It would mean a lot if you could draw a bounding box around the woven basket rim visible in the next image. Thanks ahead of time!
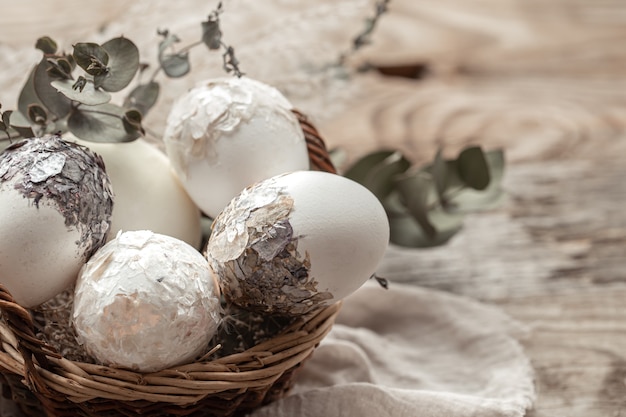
[0,296,341,405]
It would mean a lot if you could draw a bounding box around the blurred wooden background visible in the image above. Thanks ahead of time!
[1,0,626,415]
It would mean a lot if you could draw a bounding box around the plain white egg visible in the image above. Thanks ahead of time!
[67,136,202,249]
[72,230,221,373]
[163,76,310,218]
[206,170,390,316]
[0,136,113,307]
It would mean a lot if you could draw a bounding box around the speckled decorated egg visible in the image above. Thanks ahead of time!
[162,76,310,218]
[0,136,113,307]
[206,171,389,316]
[72,230,221,372]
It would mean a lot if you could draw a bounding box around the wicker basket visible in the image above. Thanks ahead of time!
[0,111,341,417]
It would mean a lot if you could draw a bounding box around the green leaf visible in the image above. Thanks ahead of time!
[18,66,42,116]
[96,37,140,92]
[46,56,74,80]
[8,112,34,138]
[73,42,110,76]
[67,103,141,143]
[344,150,396,183]
[33,59,72,118]
[457,146,490,190]
[161,52,190,78]
[447,149,506,212]
[51,79,111,105]
[394,172,437,238]
[35,36,57,55]
[1,111,11,131]
[124,81,160,116]
[388,214,461,248]
[431,148,447,200]
[344,150,411,200]
[387,172,465,248]
[201,18,222,50]
[365,152,412,200]
[157,30,190,78]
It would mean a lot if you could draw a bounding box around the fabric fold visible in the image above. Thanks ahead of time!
[251,281,535,417]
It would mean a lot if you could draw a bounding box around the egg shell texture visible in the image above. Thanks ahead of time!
[72,230,221,373]
[163,76,310,217]
[207,171,389,316]
[68,136,202,248]
[0,137,113,307]
[0,190,83,307]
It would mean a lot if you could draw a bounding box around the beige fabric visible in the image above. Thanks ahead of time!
[251,282,535,417]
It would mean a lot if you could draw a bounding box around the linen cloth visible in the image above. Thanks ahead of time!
[251,281,535,417]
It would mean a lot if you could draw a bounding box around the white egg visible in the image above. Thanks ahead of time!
[206,171,390,316]
[0,136,113,307]
[72,230,221,373]
[163,76,310,218]
[67,136,202,249]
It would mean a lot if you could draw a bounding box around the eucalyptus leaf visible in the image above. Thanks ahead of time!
[161,52,191,78]
[343,150,411,200]
[394,172,437,238]
[46,56,74,80]
[8,112,34,138]
[388,215,460,248]
[124,81,160,116]
[33,59,72,118]
[457,146,490,190]
[122,109,145,135]
[18,66,41,117]
[73,43,109,76]
[343,150,396,183]
[27,104,48,125]
[201,18,222,50]
[447,149,506,212]
[157,30,191,78]
[432,148,447,200]
[1,111,11,131]
[67,103,140,143]
[157,30,180,54]
[96,37,140,92]
[35,36,57,55]
[51,79,112,105]
[364,151,412,200]
[388,173,465,248]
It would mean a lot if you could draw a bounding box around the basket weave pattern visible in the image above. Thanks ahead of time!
[0,112,341,417]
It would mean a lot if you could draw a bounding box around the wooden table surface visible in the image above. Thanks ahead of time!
[1,1,625,415]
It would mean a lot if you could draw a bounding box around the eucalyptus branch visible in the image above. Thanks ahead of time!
[337,0,391,66]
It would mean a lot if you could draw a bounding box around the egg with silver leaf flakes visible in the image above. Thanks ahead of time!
[163,76,310,218]
[72,230,222,373]
[206,170,390,316]
[0,136,113,307]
